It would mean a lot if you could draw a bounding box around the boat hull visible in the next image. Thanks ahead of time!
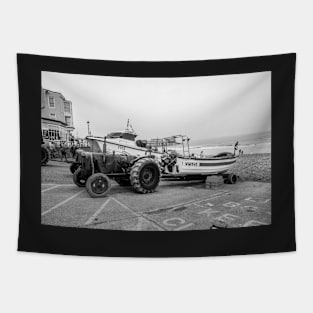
[86,137,161,157]
[175,157,237,175]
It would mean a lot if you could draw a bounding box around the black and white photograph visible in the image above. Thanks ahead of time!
[41,71,271,231]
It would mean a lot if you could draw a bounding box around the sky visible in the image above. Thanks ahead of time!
[42,71,271,141]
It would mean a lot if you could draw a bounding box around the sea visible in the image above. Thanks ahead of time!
[176,131,271,156]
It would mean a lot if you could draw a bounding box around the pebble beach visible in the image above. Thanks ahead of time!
[232,153,271,182]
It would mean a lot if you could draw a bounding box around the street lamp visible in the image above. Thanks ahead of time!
[87,121,90,136]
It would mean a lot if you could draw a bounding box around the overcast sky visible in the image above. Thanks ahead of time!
[42,71,271,141]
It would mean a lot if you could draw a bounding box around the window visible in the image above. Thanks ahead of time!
[50,113,56,119]
[44,124,66,140]
[42,129,49,139]
[65,116,71,125]
[48,96,55,108]
[64,101,71,113]
[107,132,122,138]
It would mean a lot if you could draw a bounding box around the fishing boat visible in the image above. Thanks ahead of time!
[156,135,238,177]
[85,120,162,157]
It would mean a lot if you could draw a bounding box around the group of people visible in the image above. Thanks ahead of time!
[47,141,80,162]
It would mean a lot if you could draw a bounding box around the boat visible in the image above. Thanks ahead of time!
[157,135,238,176]
[85,119,162,157]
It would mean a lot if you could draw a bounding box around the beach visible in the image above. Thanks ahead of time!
[189,142,271,155]
[232,153,271,182]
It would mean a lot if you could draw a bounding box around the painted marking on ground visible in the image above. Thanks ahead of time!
[241,205,259,212]
[111,197,166,231]
[146,191,229,215]
[41,190,85,216]
[197,208,220,218]
[214,214,240,224]
[162,217,194,231]
[42,185,61,193]
[135,217,147,231]
[84,198,112,226]
[223,202,241,208]
[244,197,270,204]
[175,223,194,231]
[243,220,268,227]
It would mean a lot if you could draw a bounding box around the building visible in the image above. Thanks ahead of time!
[41,88,74,141]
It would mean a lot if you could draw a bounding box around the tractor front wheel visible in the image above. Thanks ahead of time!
[73,168,87,187]
[86,173,111,198]
[130,158,160,194]
[70,162,80,174]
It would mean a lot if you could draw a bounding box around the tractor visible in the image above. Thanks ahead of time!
[70,149,84,174]
[73,151,160,197]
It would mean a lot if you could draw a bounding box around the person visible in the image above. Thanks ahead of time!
[200,151,204,158]
[48,141,56,159]
[70,143,78,158]
[145,145,153,155]
[60,142,68,162]
[73,143,79,158]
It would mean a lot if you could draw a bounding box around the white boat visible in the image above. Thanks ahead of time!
[171,153,237,175]
[157,135,238,177]
[85,120,162,157]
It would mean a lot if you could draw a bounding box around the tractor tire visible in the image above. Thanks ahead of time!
[41,146,50,165]
[115,177,131,186]
[73,168,87,187]
[227,173,237,184]
[86,173,111,198]
[70,162,80,174]
[130,158,160,194]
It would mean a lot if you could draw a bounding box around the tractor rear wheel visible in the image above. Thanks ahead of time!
[41,146,50,165]
[130,158,160,194]
[86,173,111,198]
[73,168,87,187]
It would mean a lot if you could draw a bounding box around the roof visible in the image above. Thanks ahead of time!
[146,135,191,148]
[41,117,68,127]
[42,88,70,102]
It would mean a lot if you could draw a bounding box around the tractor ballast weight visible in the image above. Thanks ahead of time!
[73,152,160,197]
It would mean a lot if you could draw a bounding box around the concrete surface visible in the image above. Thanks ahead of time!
[41,179,271,231]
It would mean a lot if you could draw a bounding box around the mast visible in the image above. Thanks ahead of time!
[126,119,135,133]
[182,137,185,157]
[187,137,191,158]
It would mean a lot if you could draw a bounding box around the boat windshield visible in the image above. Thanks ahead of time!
[107,132,137,141]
